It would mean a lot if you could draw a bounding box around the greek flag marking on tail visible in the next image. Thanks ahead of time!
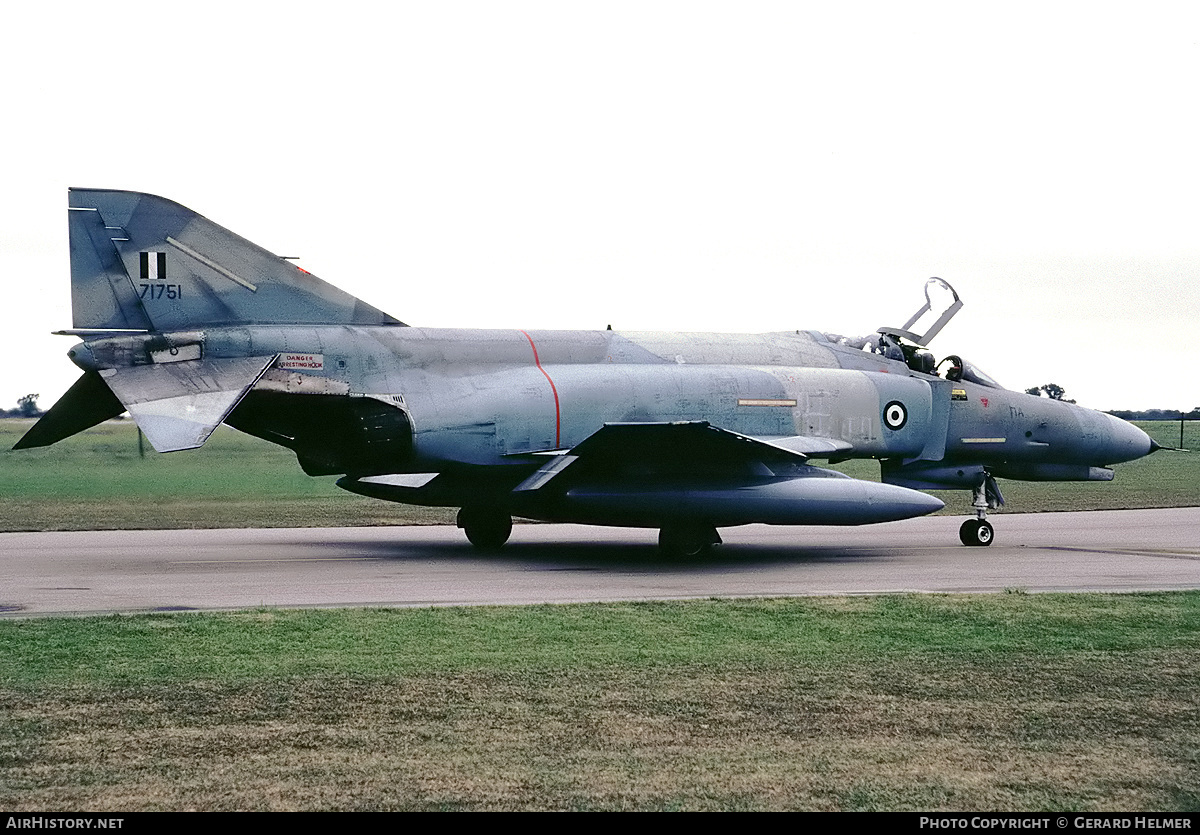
[140,251,167,280]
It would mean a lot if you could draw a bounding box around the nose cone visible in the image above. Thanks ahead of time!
[1101,413,1155,464]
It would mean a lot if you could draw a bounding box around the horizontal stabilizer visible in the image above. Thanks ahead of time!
[12,371,125,450]
[101,355,276,452]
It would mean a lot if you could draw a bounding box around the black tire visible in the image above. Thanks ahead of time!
[658,524,720,558]
[457,507,513,550]
[959,519,994,547]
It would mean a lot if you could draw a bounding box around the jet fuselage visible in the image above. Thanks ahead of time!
[68,324,1151,478]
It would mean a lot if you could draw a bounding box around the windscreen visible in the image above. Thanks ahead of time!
[961,361,1005,390]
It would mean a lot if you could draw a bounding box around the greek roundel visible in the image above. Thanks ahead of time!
[883,401,908,430]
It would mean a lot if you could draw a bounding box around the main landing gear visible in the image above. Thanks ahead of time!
[959,473,1004,547]
[658,523,722,559]
[457,507,512,550]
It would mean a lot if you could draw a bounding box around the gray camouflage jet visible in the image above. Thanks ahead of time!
[15,189,1157,555]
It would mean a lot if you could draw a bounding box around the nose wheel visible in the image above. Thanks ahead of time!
[959,518,994,546]
[960,473,1003,547]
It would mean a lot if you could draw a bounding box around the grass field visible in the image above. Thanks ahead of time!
[0,420,455,531]
[1,419,1197,532]
[1,594,1198,811]
[3,421,1198,811]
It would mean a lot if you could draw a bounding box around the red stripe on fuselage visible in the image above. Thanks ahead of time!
[519,330,561,448]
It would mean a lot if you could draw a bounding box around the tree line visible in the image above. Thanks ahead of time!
[1024,383,1199,420]
[2,394,43,418]
[1107,407,1200,421]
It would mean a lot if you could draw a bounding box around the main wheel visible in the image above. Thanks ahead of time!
[959,519,994,547]
[658,524,720,559]
[457,507,513,550]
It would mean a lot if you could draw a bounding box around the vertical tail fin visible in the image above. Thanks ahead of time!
[67,188,404,331]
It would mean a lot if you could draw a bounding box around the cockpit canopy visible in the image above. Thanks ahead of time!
[912,346,1006,390]
[823,332,1007,391]
[822,277,1007,391]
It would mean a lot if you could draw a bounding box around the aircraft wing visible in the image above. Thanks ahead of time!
[750,435,855,456]
[575,420,812,462]
[507,420,938,527]
[514,421,815,493]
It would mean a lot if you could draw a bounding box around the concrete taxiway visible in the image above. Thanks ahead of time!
[1,507,1198,617]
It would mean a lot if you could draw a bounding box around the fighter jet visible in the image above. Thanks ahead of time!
[14,189,1157,556]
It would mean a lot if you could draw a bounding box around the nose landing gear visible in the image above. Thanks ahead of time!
[959,518,994,546]
[960,473,1004,547]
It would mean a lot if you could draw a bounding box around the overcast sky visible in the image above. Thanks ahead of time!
[3,1,1198,413]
